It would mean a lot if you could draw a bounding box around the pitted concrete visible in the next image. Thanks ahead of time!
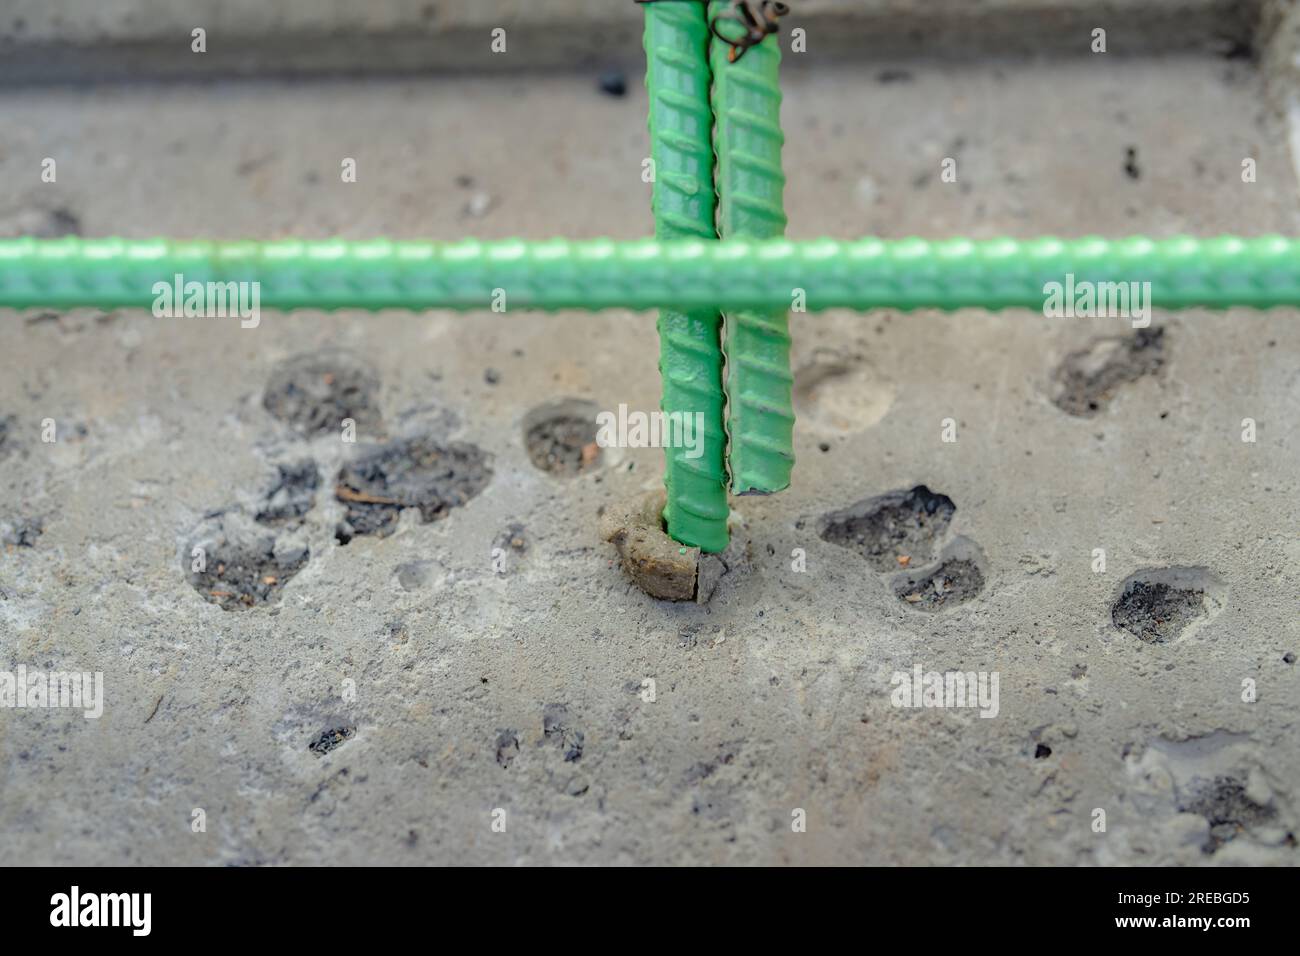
[0,14,1297,865]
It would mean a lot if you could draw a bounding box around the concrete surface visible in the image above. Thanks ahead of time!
[1,28,1299,864]
[0,0,1269,82]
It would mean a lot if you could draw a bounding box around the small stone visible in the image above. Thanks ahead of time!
[600,491,699,602]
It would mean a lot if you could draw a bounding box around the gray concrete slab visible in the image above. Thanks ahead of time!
[0,45,1297,863]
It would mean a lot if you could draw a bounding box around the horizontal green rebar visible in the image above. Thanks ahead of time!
[3,236,1300,312]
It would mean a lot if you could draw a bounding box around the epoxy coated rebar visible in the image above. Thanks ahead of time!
[3,235,1300,311]
[644,0,730,553]
[709,0,795,495]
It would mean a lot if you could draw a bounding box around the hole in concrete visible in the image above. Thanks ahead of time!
[522,399,601,477]
[820,485,956,572]
[1178,776,1276,855]
[1035,744,1052,759]
[334,434,492,542]
[254,460,320,527]
[1112,583,1201,643]
[542,703,584,763]
[186,528,309,611]
[598,69,628,97]
[263,349,382,437]
[2,515,43,548]
[1110,567,1223,643]
[495,730,520,768]
[1050,327,1165,417]
[892,536,987,612]
[1123,145,1141,180]
[793,351,895,433]
[895,558,986,612]
[308,726,355,757]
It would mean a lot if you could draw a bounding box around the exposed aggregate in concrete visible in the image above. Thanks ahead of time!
[820,485,956,572]
[0,48,1296,865]
[334,435,493,543]
[1051,327,1167,417]
[263,349,383,438]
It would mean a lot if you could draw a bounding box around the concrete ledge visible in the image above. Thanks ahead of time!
[0,0,1268,84]
[1261,0,1300,102]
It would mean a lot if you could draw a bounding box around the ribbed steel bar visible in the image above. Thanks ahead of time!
[3,236,1300,311]
[709,0,795,495]
[644,0,730,553]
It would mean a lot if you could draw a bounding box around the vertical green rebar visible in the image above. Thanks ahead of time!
[709,1,795,495]
[644,1,730,553]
